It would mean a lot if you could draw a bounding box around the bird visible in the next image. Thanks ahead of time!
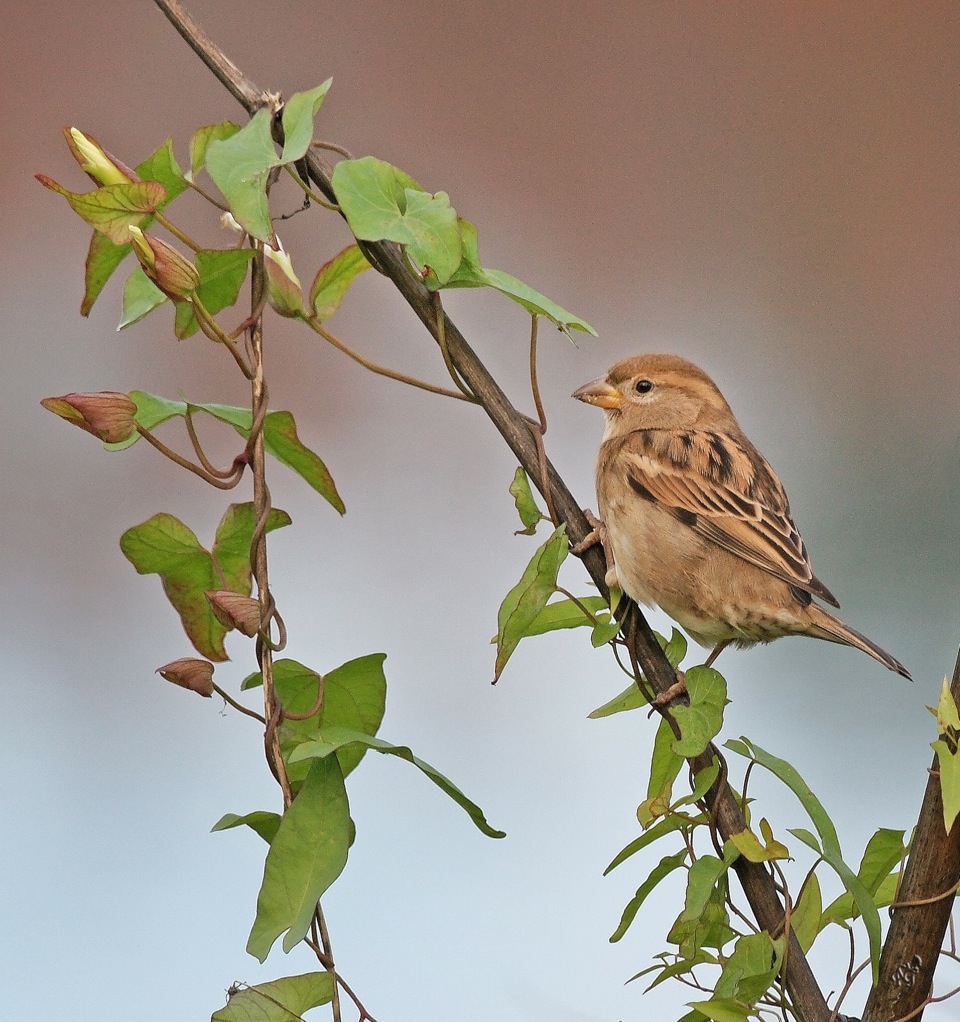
[572,353,910,680]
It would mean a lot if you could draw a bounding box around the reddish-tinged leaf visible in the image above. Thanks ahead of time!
[37,176,166,245]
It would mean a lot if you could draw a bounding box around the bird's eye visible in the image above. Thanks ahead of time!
[635,379,654,394]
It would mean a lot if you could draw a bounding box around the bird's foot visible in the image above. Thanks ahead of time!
[572,509,606,555]
[573,510,620,591]
[652,669,688,707]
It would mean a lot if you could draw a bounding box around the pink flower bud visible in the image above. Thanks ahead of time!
[206,591,262,637]
[128,226,200,299]
[157,658,215,697]
[41,391,138,444]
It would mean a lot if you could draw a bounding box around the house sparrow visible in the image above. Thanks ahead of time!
[573,354,910,679]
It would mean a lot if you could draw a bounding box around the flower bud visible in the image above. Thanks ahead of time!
[157,658,214,697]
[128,226,200,299]
[264,239,307,318]
[64,127,135,187]
[206,591,262,637]
[41,391,138,444]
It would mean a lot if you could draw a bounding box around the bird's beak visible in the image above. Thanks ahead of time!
[572,377,621,409]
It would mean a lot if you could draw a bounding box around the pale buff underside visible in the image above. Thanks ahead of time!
[598,471,815,649]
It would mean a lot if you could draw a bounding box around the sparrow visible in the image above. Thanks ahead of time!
[573,353,910,679]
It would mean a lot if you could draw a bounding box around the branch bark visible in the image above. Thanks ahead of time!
[862,649,960,1022]
[153,2,839,1017]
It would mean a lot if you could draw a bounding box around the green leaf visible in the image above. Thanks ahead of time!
[604,814,691,875]
[715,931,782,1002]
[119,512,228,661]
[129,390,188,432]
[669,873,735,956]
[79,140,189,315]
[494,524,568,682]
[933,680,960,833]
[671,666,727,757]
[247,756,351,961]
[402,188,462,285]
[855,828,907,895]
[478,267,596,335]
[589,681,649,719]
[206,108,279,242]
[38,176,166,245]
[288,726,505,839]
[309,244,371,321]
[686,1000,752,1022]
[680,853,732,925]
[212,811,282,845]
[523,596,609,638]
[728,820,790,863]
[212,972,334,1022]
[610,851,687,942]
[590,616,621,646]
[331,157,462,285]
[280,80,333,164]
[189,122,241,180]
[119,504,290,661]
[508,466,543,535]
[119,265,166,329]
[443,219,596,335]
[82,230,132,316]
[136,138,188,203]
[792,872,822,952]
[331,156,421,233]
[820,828,906,927]
[725,738,883,980]
[638,717,684,826]
[663,627,688,668]
[931,737,960,832]
[213,503,292,595]
[208,405,345,513]
[632,952,718,992]
[174,248,256,339]
[242,656,388,783]
[675,759,721,808]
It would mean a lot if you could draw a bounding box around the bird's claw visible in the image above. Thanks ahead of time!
[652,669,688,707]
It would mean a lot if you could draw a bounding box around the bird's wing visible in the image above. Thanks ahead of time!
[619,429,839,606]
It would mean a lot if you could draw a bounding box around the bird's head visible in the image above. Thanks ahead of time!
[572,354,738,436]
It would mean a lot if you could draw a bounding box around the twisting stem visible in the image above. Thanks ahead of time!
[192,296,255,378]
[184,408,248,479]
[135,425,244,488]
[307,316,478,403]
[528,315,547,433]
[283,163,340,210]
[431,292,476,400]
[246,249,293,806]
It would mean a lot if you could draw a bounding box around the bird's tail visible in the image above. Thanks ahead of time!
[806,605,911,680]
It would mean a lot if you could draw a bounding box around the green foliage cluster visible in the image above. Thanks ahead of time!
[40,76,960,1022]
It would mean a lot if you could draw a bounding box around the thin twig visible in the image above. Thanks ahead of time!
[317,906,342,1022]
[211,681,266,723]
[308,316,478,402]
[135,425,243,488]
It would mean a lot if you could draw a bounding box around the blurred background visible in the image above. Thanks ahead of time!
[4,2,958,1018]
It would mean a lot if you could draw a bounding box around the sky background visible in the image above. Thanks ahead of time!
[4,2,959,1019]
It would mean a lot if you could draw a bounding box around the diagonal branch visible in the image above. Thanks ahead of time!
[152,2,831,1017]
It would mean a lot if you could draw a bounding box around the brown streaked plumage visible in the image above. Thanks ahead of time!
[573,353,910,679]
